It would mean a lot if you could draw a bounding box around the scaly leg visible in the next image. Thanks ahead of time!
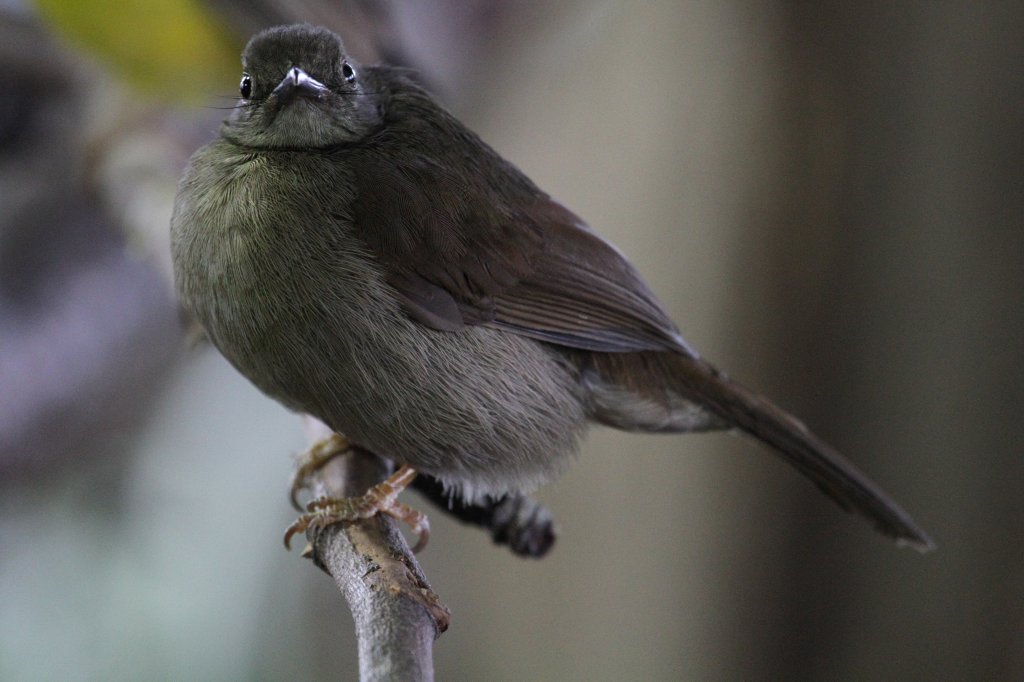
[289,433,352,510]
[284,465,430,553]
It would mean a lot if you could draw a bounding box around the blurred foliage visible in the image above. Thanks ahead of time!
[35,0,241,102]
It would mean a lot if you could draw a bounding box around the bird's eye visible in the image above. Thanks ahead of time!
[239,74,252,98]
[342,62,355,83]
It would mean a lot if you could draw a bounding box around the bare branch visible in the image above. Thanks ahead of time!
[298,417,449,682]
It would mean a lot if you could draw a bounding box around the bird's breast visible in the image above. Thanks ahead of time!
[171,141,587,497]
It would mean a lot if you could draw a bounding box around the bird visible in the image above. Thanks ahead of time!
[170,23,933,554]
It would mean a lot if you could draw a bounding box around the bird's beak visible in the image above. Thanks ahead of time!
[272,67,329,102]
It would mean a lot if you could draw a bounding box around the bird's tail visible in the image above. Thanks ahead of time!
[583,350,935,552]
[667,353,934,551]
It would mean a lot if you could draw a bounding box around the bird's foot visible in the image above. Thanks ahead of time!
[283,465,430,552]
[289,432,352,510]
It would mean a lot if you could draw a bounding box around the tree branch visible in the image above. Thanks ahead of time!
[298,417,449,682]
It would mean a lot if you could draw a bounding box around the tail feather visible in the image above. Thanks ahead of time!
[582,350,935,552]
[668,353,934,552]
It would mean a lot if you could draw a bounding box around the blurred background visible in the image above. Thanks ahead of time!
[1,1,1021,680]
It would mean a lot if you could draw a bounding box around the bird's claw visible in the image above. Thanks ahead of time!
[284,464,430,553]
[289,433,352,511]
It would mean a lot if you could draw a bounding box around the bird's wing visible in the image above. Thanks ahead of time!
[347,148,694,355]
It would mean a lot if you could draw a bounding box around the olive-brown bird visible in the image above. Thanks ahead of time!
[171,24,933,553]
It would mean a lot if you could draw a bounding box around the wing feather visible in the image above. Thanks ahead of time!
[345,70,694,356]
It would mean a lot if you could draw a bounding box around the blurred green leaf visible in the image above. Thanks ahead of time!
[36,0,242,103]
